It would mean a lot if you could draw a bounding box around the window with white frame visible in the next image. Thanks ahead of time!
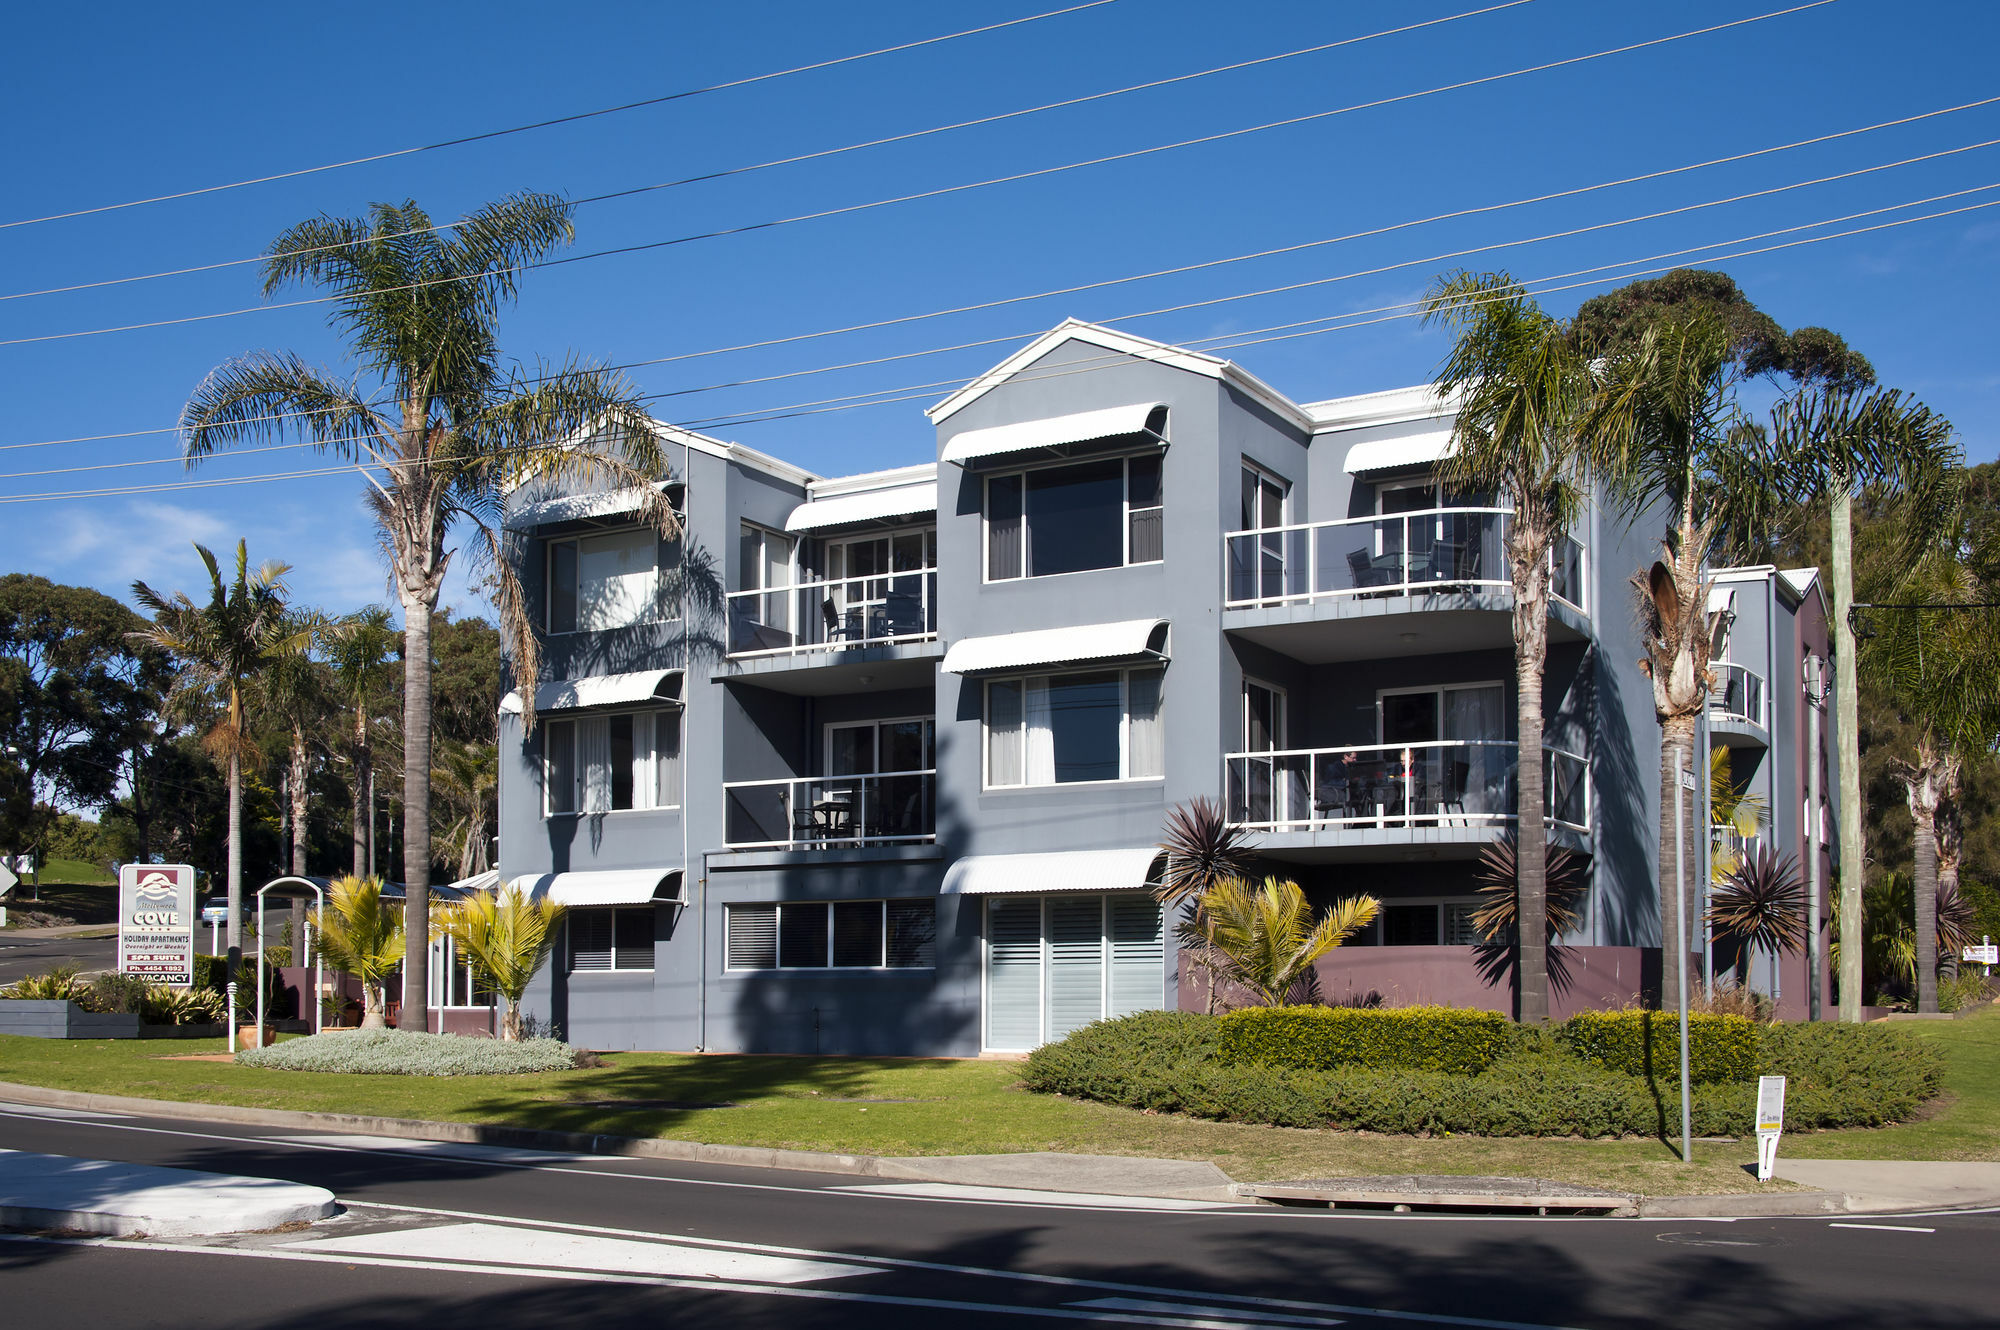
[547,528,668,634]
[738,522,793,594]
[569,906,654,972]
[724,899,936,971]
[427,935,496,1008]
[543,709,683,816]
[985,453,1163,580]
[984,666,1164,787]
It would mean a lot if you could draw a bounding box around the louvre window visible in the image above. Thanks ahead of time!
[983,893,1166,1050]
[568,906,655,972]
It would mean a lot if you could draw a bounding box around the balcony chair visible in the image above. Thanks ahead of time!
[1347,548,1392,593]
[882,589,924,636]
[821,598,863,644]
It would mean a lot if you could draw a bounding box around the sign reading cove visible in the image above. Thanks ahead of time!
[118,863,196,986]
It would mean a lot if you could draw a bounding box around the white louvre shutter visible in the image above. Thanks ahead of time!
[985,897,1044,1050]
[726,904,778,970]
[569,910,614,972]
[1047,895,1106,1040]
[1107,894,1166,1018]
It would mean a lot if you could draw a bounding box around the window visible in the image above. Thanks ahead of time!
[985,454,1164,580]
[739,522,793,595]
[544,709,683,816]
[985,666,1163,787]
[724,899,936,971]
[1368,899,1489,947]
[547,528,666,633]
[427,935,496,1008]
[569,906,654,972]
[984,893,1165,1050]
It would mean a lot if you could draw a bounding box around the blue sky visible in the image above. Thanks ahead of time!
[3,0,1996,621]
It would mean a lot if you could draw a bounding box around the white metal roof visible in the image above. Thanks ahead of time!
[941,618,1170,674]
[503,482,674,531]
[1342,429,1456,474]
[444,868,501,894]
[1707,586,1738,616]
[499,669,683,715]
[785,481,937,533]
[939,402,1166,466]
[940,847,1165,895]
[510,869,685,908]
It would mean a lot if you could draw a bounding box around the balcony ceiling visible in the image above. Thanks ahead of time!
[1225,599,1588,664]
[720,646,939,696]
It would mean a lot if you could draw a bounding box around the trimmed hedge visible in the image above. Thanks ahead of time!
[236,1029,585,1076]
[1218,1005,1518,1076]
[1020,1009,1944,1136]
[1558,1010,1759,1085]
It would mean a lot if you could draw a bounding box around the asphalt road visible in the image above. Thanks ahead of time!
[0,1101,1992,1330]
[0,932,116,983]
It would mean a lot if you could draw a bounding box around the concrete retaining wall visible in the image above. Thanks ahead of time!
[0,1000,142,1039]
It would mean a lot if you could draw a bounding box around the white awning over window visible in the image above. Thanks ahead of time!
[1707,586,1737,616]
[444,869,501,895]
[509,869,684,907]
[499,669,683,715]
[503,482,674,531]
[1342,430,1455,474]
[786,482,936,533]
[941,847,1165,895]
[940,403,1166,466]
[942,619,1169,675]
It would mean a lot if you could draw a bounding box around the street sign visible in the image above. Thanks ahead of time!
[117,863,196,987]
[1964,943,1999,965]
[1755,1075,1787,1181]
[0,859,15,897]
[1679,770,1698,792]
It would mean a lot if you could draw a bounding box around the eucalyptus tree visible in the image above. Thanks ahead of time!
[180,194,671,1031]
[1425,271,1616,1023]
[1862,555,2000,1012]
[131,542,300,999]
[322,607,399,878]
[1769,388,1960,1019]
[256,611,333,878]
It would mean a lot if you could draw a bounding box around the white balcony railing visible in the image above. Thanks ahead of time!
[723,770,937,849]
[1223,739,1590,834]
[1223,507,1586,614]
[1709,662,1767,727]
[727,568,938,658]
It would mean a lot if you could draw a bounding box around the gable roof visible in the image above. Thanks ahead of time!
[925,318,1314,433]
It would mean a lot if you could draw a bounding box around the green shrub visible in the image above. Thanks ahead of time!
[1756,1021,1944,1128]
[88,972,154,1016]
[1217,1004,1519,1076]
[1,965,103,1009]
[1558,1010,1759,1084]
[235,1029,585,1076]
[1938,971,1995,1014]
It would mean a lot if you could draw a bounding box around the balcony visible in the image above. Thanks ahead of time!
[1221,508,1587,662]
[1708,661,1768,747]
[1222,739,1590,859]
[723,770,937,851]
[725,568,940,693]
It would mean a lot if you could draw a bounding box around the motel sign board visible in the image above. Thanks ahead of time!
[118,863,196,986]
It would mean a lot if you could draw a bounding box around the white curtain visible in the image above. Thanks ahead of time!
[577,529,658,631]
[1443,685,1506,813]
[579,716,613,812]
[1024,677,1057,785]
[1127,669,1164,779]
[1442,684,1504,740]
[987,680,1023,786]
[653,710,682,808]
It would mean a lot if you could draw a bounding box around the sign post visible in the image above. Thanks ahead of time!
[1755,1075,1787,1180]
[117,864,197,987]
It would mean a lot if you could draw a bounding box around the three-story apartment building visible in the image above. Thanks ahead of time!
[495,318,1833,1053]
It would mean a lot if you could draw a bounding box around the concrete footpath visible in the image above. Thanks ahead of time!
[1,1079,1994,1219]
[0,1149,337,1236]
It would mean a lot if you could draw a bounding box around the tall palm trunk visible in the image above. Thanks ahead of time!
[400,587,437,1032]
[350,705,370,878]
[225,743,242,1005]
[289,723,309,876]
[1831,485,1866,1021]
[1657,714,1699,1012]
[1509,514,1552,1024]
[1938,798,1963,983]
[1897,735,1949,1014]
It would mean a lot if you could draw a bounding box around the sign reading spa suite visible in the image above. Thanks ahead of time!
[117,863,196,986]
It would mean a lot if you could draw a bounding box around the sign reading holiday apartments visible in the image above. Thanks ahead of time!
[117,863,196,987]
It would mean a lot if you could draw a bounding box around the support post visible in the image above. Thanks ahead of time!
[1675,746,1694,1164]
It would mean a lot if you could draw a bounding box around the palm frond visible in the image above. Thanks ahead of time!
[1708,848,1809,956]
[1469,835,1587,942]
[433,883,564,1039]
[1184,876,1378,1007]
[1155,797,1259,904]
[181,352,388,462]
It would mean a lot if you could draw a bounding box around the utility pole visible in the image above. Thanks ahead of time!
[1832,490,1864,1022]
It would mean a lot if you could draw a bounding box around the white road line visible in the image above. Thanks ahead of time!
[282,1220,877,1283]
[1075,1296,1343,1324]
[269,1133,619,1165]
[1826,1223,1936,1233]
[0,1234,1429,1330]
[835,1182,1236,1211]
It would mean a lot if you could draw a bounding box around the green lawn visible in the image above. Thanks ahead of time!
[1,1006,1993,1198]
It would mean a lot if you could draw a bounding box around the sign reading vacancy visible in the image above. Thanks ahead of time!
[118,863,196,986]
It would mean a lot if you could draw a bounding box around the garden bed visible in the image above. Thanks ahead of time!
[234,1029,588,1076]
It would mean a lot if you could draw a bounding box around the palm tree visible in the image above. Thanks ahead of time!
[323,607,400,877]
[1769,388,1960,1018]
[1424,271,1614,1023]
[1155,797,1261,1015]
[256,611,332,878]
[434,883,564,1040]
[1707,847,1809,982]
[181,194,674,1033]
[432,738,497,881]
[1863,555,2000,1012]
[311,874,406,1029]
[1708,747,1765,883]
[1596,314,1744,1013]
[1178,876,1378,1009]
[131,541,299,1012]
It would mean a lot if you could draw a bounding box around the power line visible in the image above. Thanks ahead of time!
[0,1,1838,349]
[0,2,1539,304]
[2,190,1988,504]
[0,1,1122,231]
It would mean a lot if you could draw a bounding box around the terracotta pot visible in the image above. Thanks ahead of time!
[236,1024,278,1049]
